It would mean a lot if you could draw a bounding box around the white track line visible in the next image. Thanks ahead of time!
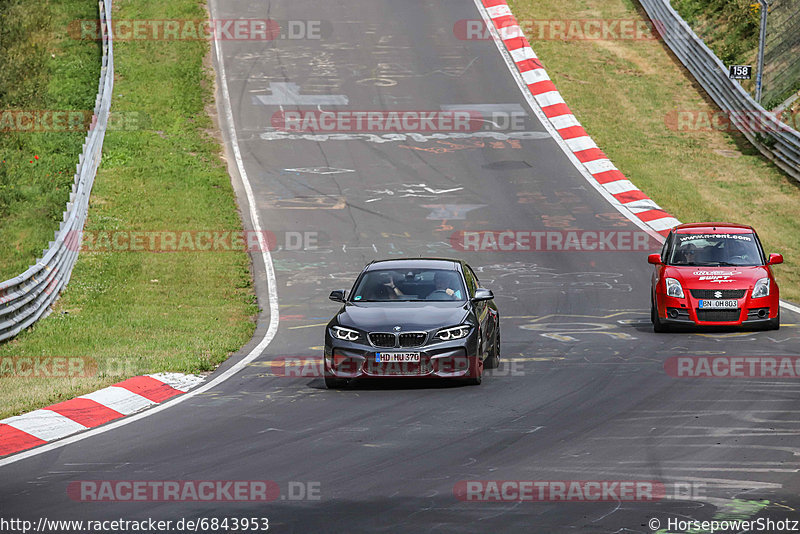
[0,0,280,467]
[780,300,800,314]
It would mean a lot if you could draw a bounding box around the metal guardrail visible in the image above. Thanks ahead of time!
[763,0,800,108]
[0,0,113,342]
[639,0,800,182]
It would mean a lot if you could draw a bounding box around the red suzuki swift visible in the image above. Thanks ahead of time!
[649,223,783,332]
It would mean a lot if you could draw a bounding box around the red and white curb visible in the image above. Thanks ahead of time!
[479,0,680,237]
[0,373,204,457]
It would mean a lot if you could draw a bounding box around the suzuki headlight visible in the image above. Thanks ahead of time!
[665,278,684,298]
[752,278,770,299]
[331,326,360,341]
[434,325,471,341]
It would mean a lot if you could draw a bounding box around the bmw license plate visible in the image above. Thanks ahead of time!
[699,300,738,309]
[375,352,420,363]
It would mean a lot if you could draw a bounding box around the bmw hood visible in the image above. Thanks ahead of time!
[336,303,470,331]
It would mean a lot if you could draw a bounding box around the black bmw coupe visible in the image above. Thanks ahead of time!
[324,258,500,388]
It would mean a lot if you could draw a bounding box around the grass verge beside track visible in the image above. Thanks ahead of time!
[0,0,100,280]
[508,0,800,303]
[671,0,758,68]
[0,0,257,420]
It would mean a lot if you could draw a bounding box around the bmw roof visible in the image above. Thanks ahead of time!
[364,258,461,271]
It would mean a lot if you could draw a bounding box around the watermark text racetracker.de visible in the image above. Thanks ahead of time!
[665,109,800,133]
[69,18,329,41]
[262,356,525,378]
[454,19,663,41]
[454,480,665,502]
[67,480,321,502]
[270,110,526,133]
[0,517,270,533]
[68,230,322,253]
[0,110,148,132]
[665,356,800,379]
[455,480,714,503]
[0,356,138,378]
[0,356,94,378]
[450,230,657,252]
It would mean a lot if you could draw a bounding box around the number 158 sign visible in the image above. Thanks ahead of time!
[729,65,752,80]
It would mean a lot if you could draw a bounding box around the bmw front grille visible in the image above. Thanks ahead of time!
[367,332,428,348]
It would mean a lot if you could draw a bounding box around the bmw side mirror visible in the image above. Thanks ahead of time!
[768,253,783,265]
[472,288,494,302]
[647,253,662,265]
[329,290,347,302]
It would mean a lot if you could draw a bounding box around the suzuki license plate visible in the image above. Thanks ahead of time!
[699,300,738,309]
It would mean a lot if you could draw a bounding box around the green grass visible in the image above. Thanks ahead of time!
[508,0,800,303]
[671,0,759,66]
[0,0,101,279]
[670,0,799,109]
[0,0,257,419]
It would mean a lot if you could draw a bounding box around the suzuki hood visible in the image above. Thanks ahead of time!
[665,265,769,288]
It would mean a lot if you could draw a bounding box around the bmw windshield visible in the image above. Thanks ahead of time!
[351,268,466,302]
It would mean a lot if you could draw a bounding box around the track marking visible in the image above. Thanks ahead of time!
[253,82,348,106]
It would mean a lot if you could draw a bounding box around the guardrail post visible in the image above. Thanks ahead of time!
[756,0,769,104]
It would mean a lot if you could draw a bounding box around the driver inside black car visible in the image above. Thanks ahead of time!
[374,272,404,300]
[427,272,459,300]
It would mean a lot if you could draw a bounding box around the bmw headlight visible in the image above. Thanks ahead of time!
[331,326,360,341]
[434,325,471,341]
[665,278,684,298]
[752,278,770,298]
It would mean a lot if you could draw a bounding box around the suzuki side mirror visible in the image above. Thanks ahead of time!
[768,253,783,265]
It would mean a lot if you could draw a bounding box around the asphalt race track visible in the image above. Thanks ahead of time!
[2,1,800,532]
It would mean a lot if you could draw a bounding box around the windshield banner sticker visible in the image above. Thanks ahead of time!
[679,234,752,242]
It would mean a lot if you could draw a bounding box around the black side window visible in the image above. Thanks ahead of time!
[752,232,767,264]
[661,232,672,262]
[463,266,478,297]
